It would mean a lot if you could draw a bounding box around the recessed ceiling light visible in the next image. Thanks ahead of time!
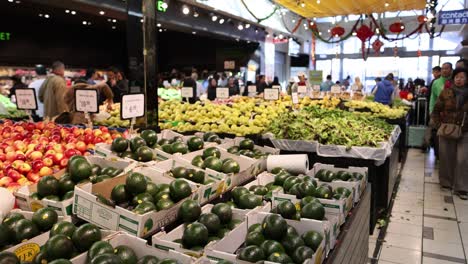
[140,19,144,23]
[71,11,76,15]
[245,24,250,29]
[157,23,161,27]
[112,19,117,23]
[38,14,43,17]
[8,0,13,2]
[99,11,105,15]
[192,31,196,34]
[219,18,225,24]
[112,26,116,29]
[212,15,218,22]
[44,14,50,18]
[88,22,92,25]
[238,24,244,30]
[159,29,163,32]
[82,21,87,25]
[65,10,70,13]
[193,12,199,18]
[182,6,190,15]
[15,1,20,3]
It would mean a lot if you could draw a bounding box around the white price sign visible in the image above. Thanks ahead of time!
[121,93,145,119]
[248,85,257,93]
[331,85,341,94]
[181,87,194,98]
[15,88,37,110]
[313,85,320,91]
[291,92,299,104]
[272,85,281,90]
[264,88,279,100]
[297,85,307,93]
[75,89,98,113]
[216,88,229,99]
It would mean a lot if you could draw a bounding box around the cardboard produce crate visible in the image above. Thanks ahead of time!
[217,137,280,171]
[94,142,168,162]
[139,160,222,204]
[308,163,368,204]
[73,167,199,238]
[178,147,262,191]
[72,232,196,264]
[152,204,256,258]
[14,156,134,216]
[205,211,326,264]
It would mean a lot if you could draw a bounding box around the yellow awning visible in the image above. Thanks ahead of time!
[273,0,426,18]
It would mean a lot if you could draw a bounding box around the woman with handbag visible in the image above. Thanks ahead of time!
[431,68,468,199]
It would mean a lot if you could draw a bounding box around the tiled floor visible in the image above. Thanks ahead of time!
[369,149,468,264]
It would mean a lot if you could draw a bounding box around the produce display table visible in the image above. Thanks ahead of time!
[277,135,401,234]
[324,186,370,264]
[387,112,410,162]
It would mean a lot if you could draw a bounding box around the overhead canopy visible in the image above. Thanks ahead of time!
[273,0,426,18]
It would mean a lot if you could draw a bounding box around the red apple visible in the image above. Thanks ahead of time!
[87,144,95,150]
[5,152,17,162]
[5,146,15,154]
[64,148,79,159]
[93,129,103,137]
[84,134,94,144]
[72,127,82,137]
[31,160,44,172]
[64,143,76,150]
[14,126,24,133]
[11,160,25,170]
[100,126,109,133]
[43,157,54,167]
[45,150,56,156]
[53,144,64,153]
[84,128,93,135]
[29,151,43,160]
[94,137,104,144]
[0,153,6,162]
[15,153,26,161]
[27,172,40,182]
[75,141,87,153]
[39,166,53,177]
[7,170,22,181]
[18,163,32,174]
[50,135,61,143]
[59,158,69,168]
[34,144,45,152]
[35,122,45,130]
[0,176,13,187]
[53,153,64,165]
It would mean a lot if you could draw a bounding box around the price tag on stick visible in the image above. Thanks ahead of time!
[15,88,38,110]
[181,87,193,102]
[297,86,307,94]
[264,88,279,100]
[248,85,257,93]
[121,93,145,120]
[331,85,341,94]
[75,89,99,113]
[216,88,229,99]
[291,92,299,104]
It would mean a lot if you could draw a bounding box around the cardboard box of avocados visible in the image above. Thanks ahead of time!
[151,159,223,204]
[218,137,280,171]
[72,232,196,264]
[73,166,199,238]
[152,204,257,258]
[205,211,326,264]
[178,147,263,191]
[14,156,134,216]
[308,163,368,203]
[94,142,168,163]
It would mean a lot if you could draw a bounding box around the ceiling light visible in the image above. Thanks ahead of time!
[99,11,105,15]
[219,18,225,24]
[15,1,20,3]
[255,29,259,33]
[319,32,322,35]
[193,12,199,17]
[292,19,296,23]
[327,29,331,33]
[316,0,320,3]
[278,34,284,39]
[266,33,270,37]
[301,2,306,7]
[400,25,405,29]
[385,2,389,7]
[310,21,315,26]
[157,23,161,27]
[8,0,13,2]
[140,19,143,23]
[65,9,70,13]
[159,29,163,32]
[71,11,76,15]
[238,24,244,30]
[212,15,218,22]
[112,26,116,29]
[245,24,250,29]
[376,28,380,33]
[161,2,168,9]
[112,19,117,23]
[352,32,357,36]
[192,31,196,34]
[182,6,190,15]
[38,14,43,17]
[44,14,50,18]
[88,22,92,25]
[247,41,251,43]
[82,21,87,25]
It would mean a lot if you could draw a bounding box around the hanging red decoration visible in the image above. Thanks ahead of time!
[389,22,405,34]
[330,26,345,37]
[417,15,427,24]
[356,25,374,42]
[372,39,384,55]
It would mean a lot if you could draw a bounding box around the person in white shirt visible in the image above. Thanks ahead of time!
[192,72,204,98]
[28,65,47,118]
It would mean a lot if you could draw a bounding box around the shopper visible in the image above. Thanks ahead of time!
[207,78,217,101]
[86,68,98,85]
[39,61,68,119]
[28,65,47,118]
[343,76,351,90]
[106,67,128,103]
[405,78,416,93]
[64,79,113,124]
[182,71,198,104]
[371,77,382,95]
[456,59,467,69]
[431,68,468,198]
[291,73,310,93]
[256,75,268,95]
[270,76,281,90]
[430,62,453,113]
[426,66,442,114]
[286,78,295,95]
[192,72,204,98]
[374,73,395,105]
[351,77,363,91]
[227,77,240,96]
[320,75,333,92]
[8,75,27,99]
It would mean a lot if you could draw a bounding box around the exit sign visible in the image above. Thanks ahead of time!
[157,0,168,12]
[0,32,10,41]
